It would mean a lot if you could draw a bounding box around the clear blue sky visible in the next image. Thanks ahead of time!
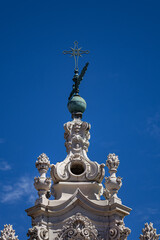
[0,0,160,239]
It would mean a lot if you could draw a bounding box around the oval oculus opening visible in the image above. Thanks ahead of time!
[70,163,85,175]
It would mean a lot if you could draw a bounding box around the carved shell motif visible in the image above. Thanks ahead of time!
[56,213,103,240]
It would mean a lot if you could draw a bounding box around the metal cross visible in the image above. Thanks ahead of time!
[63,41,89,70]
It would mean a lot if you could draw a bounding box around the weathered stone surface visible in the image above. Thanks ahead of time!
[26,118,131,240]
[34,153,51,205]
[51,117,105,184]
[109,220,131,240]
[140,222,160,240]
[104,154,122,204]
[27,225,48,240]
[56,213,103,240]
[0,224,19,240]
[50,117,105,201]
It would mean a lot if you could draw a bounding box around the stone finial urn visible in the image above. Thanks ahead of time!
[34,153,51,204]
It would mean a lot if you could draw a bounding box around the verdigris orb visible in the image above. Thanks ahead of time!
[67,95,87,113]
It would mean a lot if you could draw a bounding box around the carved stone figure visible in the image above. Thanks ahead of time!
[0,224,19,240]
[140,223,160,240]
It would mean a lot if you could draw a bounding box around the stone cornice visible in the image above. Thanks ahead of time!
[26,189,131,219]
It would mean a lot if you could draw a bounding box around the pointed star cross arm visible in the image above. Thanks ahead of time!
[63,41,89,70]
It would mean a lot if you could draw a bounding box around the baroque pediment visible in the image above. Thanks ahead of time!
[26,188,131,220]
[50,118,105,184]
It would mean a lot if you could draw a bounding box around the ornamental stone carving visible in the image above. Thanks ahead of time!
[140,223,160,240]
[64,118,91,154]
[35,153,50,172]
[27,226,49,240]
[50,117,105,184]
[0,224,19,240]
[56,213,102,240]
[105,154,122,204]
[34,153,51,204]
[109,220,131,240]
[106,154,119,172]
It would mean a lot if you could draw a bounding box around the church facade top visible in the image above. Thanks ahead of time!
[0,42,159,240]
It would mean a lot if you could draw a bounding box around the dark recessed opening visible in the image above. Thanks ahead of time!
[70,163,85,175]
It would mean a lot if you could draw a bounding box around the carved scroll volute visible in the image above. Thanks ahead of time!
[81,121,91,152]
[27,226,49,240]
[50,161,70,184]
[109,220,131,240]
[64,119,90,155]
[51,118,105,185]
[64,122,72,154]
[56,213,103,240]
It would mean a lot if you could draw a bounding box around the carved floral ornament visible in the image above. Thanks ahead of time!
[50,118,105,184]
[35,153,50,172]
[0,224,19,240]
[109,220,131,240]
[140,222,160,240]
[34,153,51,202]
[104,153,122,203]
[106,154,119,172]
[56,213,103,240]
[64,119,91,154]
[27,225,49,240]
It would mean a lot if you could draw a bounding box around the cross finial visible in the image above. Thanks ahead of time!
[63,41,89,70]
